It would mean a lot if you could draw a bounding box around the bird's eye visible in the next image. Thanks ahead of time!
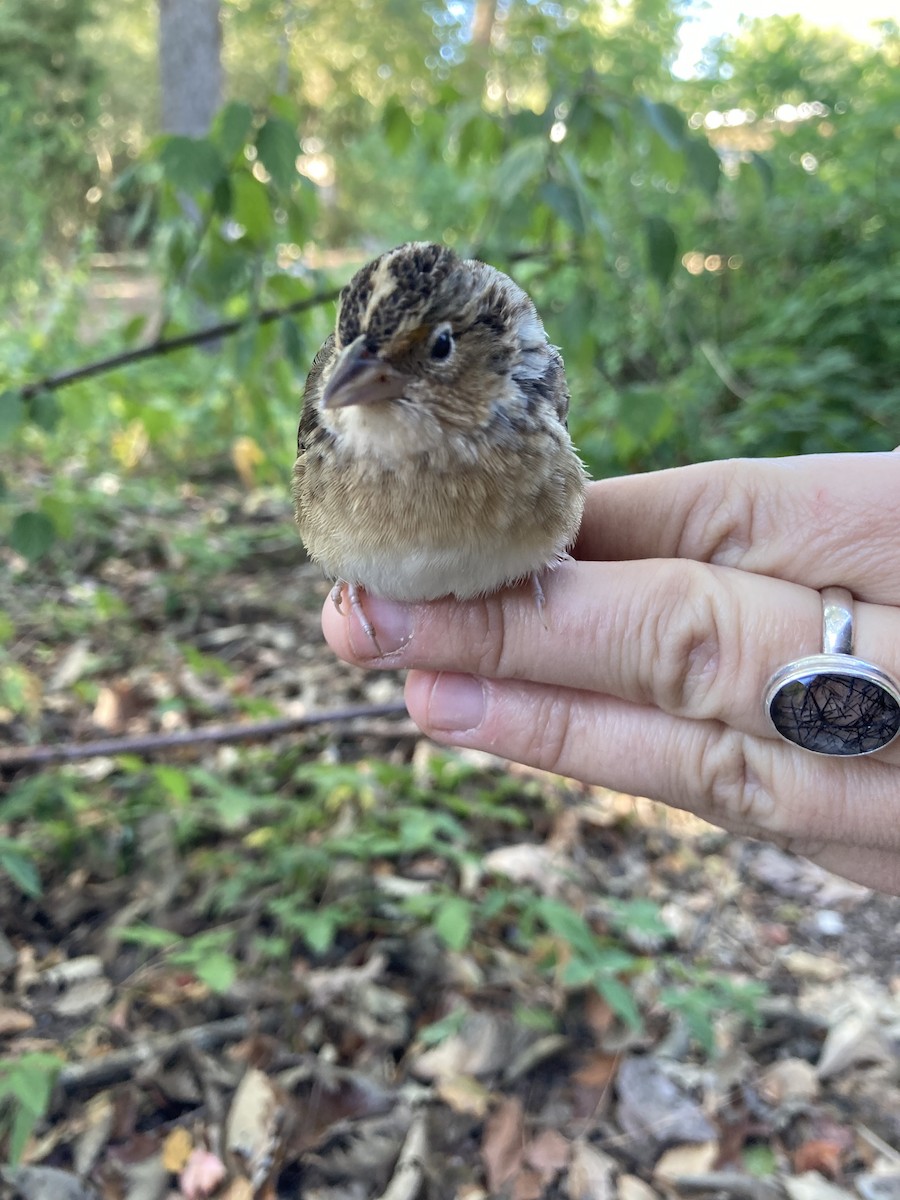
[429,327,454,361]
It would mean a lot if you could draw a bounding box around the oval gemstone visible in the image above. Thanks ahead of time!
[769,670,900,756]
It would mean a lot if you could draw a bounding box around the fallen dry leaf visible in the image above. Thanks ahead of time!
[781,949,846,983]
[162,1127,193,1173]
[0,1007,35,1036]
[436,1073,491,1118]
[413,1010,530,1081]
[219,1181,255,1200]
[617,1174,661,1200]
[573,1051,620,1090]
[792,1138,846,1179]
[783,1172,855,1199]
[616,1056,717,1155]
[179,1148,228,1199]
[482,1096,525,1193]
[817,1011,895,1079]
[759,1057,819,1105]
[567,1141,617,1200]
[225,1068,284,1189]
[653,1140,718,1183]
[524,1127,570,1180]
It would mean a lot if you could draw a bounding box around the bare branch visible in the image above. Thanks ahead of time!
[57,1010,284,1095]
[19,288,340,400]
[0,701,410,769]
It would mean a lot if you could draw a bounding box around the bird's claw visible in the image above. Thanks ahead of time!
[333,581,383,655]
[530,572,549,631]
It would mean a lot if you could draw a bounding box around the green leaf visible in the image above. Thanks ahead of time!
[434,896,472,951]
[418,1007,467,1047]
[539,181,585,234]
[595,975,642,1029]
[456,111,503,164]
[495,137,548,201]
[160,135,224,193]
[256,116,299,191]
[639,98,686,150]
[9,511,55,560]
[297,909,339,955]
[121,315,147,344]
[153,764,192,805]
[0,391,24,442]
[535,899,599,960]
[0,842,40,897]
[383,97,414,154]
[214,100,254,159]
[643,214,678,286]
[267,93,299,124]
[685,139,721,198]
[743,1144,778,1177]
[212,174,233,216]
[748,150,775,196]
[40,495,75,539]
[116,924,181,948]
[28,391,60,431]
[231,171,273,243]
[194,950,237,993]
[616,385,673,445]
[0,1054,62,1164]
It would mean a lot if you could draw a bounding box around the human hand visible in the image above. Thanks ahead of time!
[322,452,900,894]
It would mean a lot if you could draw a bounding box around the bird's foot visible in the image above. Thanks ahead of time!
[332,581,383,655]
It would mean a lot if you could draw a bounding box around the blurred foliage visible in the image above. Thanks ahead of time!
[0,0,898,555]
[0,748,765,1053]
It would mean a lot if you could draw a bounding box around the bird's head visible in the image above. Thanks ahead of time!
[318,242,549,440]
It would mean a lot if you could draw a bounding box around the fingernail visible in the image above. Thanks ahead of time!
[349,594,413,657]
[428,673,485,732]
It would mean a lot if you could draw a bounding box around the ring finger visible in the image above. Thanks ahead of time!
[404,669,900,892]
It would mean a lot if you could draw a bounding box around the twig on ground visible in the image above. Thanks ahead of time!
[57,1010,285,1096]
[377,1109,428,1200]
[0,701,410,769]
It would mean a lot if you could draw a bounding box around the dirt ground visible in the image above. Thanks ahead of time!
[0,478,898,1200]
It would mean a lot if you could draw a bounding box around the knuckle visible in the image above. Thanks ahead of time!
[677,462,758,566]
[639,562,728,716]
[693,726,774,826]
[444,596,507,678]
[529,692,576,775]
[455,592,530,682]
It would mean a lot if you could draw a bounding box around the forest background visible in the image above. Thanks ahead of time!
[3,0,898,543]
[0,0,897,1178]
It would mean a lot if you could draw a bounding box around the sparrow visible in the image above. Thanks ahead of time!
[292,241,586,643]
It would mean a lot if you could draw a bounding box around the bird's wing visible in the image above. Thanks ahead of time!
[511,345,571,429]
[297,333,335,454]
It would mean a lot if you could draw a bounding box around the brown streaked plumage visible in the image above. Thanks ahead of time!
[292,242,586,632]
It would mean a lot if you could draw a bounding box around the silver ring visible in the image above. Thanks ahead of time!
[765,587,900,756]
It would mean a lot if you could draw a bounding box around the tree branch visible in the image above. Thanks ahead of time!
[0,701,410,769]
[57,1010,285,1095]
[19,287,341,400]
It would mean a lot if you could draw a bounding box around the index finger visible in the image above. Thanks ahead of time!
[578,453,900,603]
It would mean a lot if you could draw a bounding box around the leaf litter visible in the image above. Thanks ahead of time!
[0,480,898,1198]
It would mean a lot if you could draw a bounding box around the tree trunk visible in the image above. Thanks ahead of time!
[471,0,497,50]
[158,0,222,136]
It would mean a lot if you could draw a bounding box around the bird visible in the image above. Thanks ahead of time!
[292,241,586,645]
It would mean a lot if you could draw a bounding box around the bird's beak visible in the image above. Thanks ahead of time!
[321,335,411,409]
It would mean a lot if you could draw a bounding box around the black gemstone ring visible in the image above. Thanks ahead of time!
[765,587,900,757]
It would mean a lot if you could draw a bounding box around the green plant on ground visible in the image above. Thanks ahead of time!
[0,1053,63,1164]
